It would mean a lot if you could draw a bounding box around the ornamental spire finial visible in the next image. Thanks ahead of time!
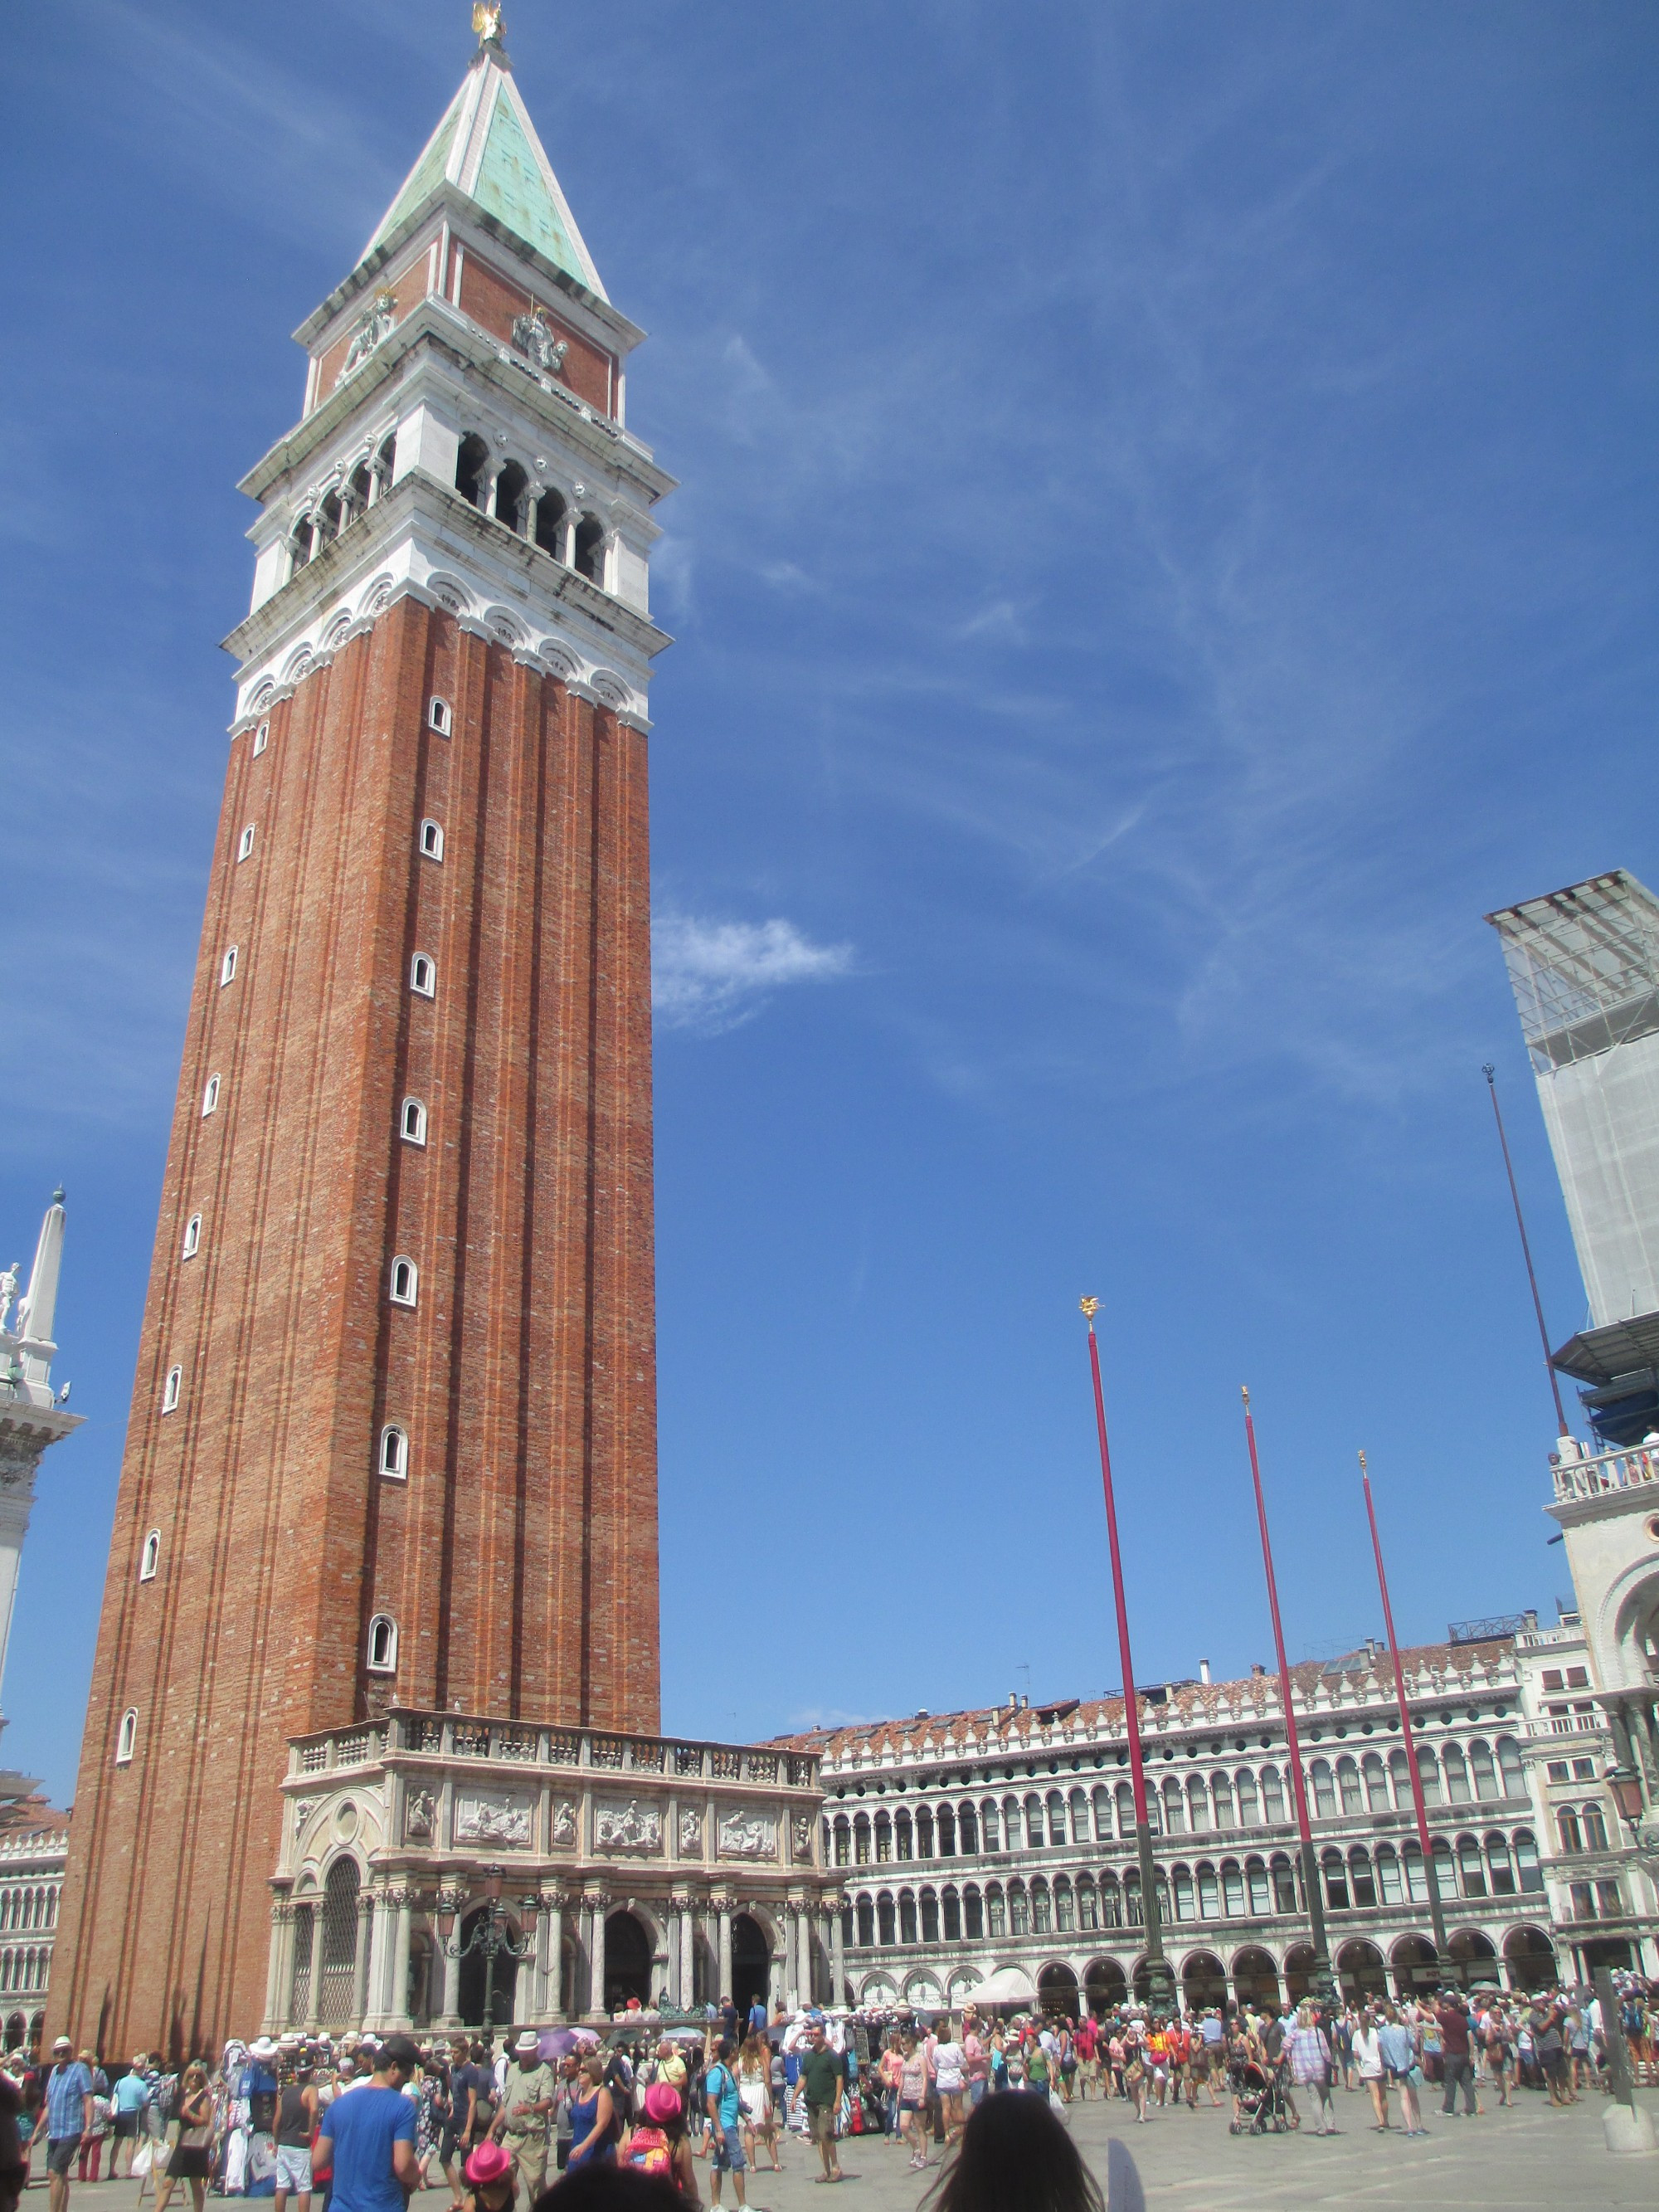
[472,2,505,51]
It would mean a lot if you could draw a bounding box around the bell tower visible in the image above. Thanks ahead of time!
[52,12,670,2052]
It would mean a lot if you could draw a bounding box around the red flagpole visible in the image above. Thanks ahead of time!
[1360,1449,1451,1976]
[1240,1386,1332,1993]
[1081,1298,1171,2010]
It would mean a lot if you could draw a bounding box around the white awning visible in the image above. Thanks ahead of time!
[966,1964,1038,2005]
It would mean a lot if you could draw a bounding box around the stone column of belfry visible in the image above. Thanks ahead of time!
[49,18,672,2054]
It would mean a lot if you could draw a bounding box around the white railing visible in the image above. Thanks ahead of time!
[1553,1442,1659,1504]
[1525,1713,1605,1739]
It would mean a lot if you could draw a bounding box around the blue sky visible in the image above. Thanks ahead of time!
[3,2,1657,1805]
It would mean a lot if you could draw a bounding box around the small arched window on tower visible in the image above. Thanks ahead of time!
[410,953,435,998]
[573,514,606,587]
[316,487,343,544]
[237,824,255,863]
[379,1425,408,1480]
[202,1073,221,1117]
[252,720,270,757]
[494,460,530,535]
[220,945,238,987]
[139,1530,161,1582]
[114,1709,139,1766]
[342,460,372,528]
[389,1257,418,1308]
[427,697,452,738]
[287,517,314,574]
[418,819,444,861]
[182,1212,202,1259]
[400,1098,426,1146]
[534,487,567,559]
[367,1615,398,1673]
[162,1366,182,1414]
[370,434,396,502]
[455,433,489,510]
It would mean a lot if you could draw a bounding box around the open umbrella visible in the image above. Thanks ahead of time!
[542,2028,599,2059]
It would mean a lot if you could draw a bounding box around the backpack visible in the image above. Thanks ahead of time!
[625,2126,672,2179]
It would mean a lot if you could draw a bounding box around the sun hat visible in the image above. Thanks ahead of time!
[643,2083,681,2126]
[465,2143,513,2187]
[514,2030,540,2056]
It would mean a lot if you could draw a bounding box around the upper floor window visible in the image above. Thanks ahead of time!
[202,1074,221,1117]
[419,819,444,861]
[139,1530,161,1582]
[410,954,435,998]
[161,1366,182,1414]
[455,433,489,510]
[401,1098,427,1146]
[427,696,452,738]
[389,1257,418,1308]
[115,1709,139,1766]
[252,721,270,757]
[379,1425,408,1479]
[494,461,530,534]
[367,1615,398,1673]
[237,825,255,863]
[182,1213,202,1260]
[220,945,239,987]
[535,488,567,559]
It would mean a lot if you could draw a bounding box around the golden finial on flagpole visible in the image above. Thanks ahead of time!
[1240,1383,1251,1408]
[472,2,505,46]
[1079,1295,1100,1329]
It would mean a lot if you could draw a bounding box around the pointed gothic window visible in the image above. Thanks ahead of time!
[202,1074,221,1117]
[182,1213,202,1259]
[115,1709,139,1766]
[139,1531,161,1582]
[419,819,444,861]
[427,698,452,738]
[389,1257,417,1308]
[237,825,255,863]
[253,721,270,756]
[367,1615,398,1673]
[401,1098,426,1145]
[162,1366,182,1413]
[410,954,435,998]
[220,945,238,987]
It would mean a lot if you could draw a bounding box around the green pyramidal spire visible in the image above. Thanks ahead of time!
[362,36,606,300]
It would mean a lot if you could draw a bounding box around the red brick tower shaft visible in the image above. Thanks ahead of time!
[51,26,669,2055]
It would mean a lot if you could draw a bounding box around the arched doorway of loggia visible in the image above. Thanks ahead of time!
[731,1913,771,2020]
[605,1910,654,2013]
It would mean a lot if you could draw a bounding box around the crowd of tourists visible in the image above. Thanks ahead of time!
[0,1974,1652,2212]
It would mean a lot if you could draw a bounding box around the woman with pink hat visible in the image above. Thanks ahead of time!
[620,2082,698,2202]
[460,2139,516,2212]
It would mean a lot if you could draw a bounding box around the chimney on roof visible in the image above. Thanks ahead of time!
[1251,1663,1266,1678]
[1008,1693,1018,1709]
[1019,1694,1029,1709]
[916,1708,929,1719]
[1199,1658,1211,1686]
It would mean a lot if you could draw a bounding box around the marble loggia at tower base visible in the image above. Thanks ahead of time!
[50,18,839,2054]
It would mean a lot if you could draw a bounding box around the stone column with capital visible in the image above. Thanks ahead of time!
[362,1887,390,2029]
[390,1891,414,2027]
[794,1906,812,2007]
[353,1893,374,2027]
[587,1894,609,2019]
[717,1901,733,2005]
[264,1903,294,2034]
[440,1896,464,2029]
[305,1899,326,2031]
[830,1904,846,2010]
[667,1895,691,2010]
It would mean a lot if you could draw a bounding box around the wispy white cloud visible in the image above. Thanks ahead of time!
[652,911,854,1036]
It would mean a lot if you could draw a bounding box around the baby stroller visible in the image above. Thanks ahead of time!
[1228,2059,1292,2135]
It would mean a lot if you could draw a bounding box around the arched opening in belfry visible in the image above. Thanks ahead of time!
[535,488,567,558]
[731,1913,770,2020]
[604,1909,653,2012]
[458,1906,520,2028]
[573,514,605,584]
[494,461,530,534]
[455,433,489,509]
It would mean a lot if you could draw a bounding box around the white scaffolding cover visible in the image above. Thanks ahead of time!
[1487,871,1659,1333]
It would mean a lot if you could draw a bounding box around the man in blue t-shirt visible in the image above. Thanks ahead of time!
[314,2036,421,2212]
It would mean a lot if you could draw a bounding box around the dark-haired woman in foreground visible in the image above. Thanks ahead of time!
[924,2088,1140,2212]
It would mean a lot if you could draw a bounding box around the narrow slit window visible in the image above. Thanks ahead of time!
[419,818,444,861]
[367,1615,398,1673]
[139,1531,161,1582]
[202,1074,221,1117]
[161,1365,182,1414]
[220,945,238,987]
[410,954,435,998]
[237,825,255,863]
[428,697,452,737]
[115,1709,139,1766]
[380,1425,408,1479]
[401,1098,426,1145]
[182,1213,202,1259]
[252,721,270,757]
[389,1257,417,1308]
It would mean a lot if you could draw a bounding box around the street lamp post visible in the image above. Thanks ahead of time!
[436,1868,537,2031]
